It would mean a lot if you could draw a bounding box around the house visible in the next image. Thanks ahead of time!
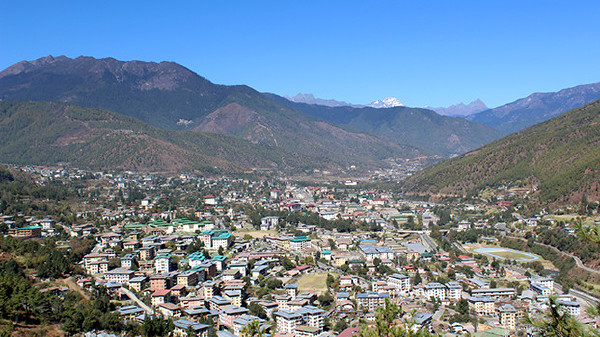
[260,216,279,231]
[204,195,217,206]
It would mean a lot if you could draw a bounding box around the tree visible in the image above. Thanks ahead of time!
[526,296,588,337]
[240,319,267,337]
[248,302,267,319]
[318,292,334,309]
[358,298,438,337]
[412,270,422,285]
[334,319,348,332]
[141,315,174,337]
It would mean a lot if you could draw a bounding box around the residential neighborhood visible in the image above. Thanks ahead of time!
[1,165,599,337]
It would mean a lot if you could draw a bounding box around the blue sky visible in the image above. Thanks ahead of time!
[1,1,599,108]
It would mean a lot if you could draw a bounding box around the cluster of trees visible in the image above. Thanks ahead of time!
[501,237,576,287]
[534,226,600,265]
[0,236,94,279]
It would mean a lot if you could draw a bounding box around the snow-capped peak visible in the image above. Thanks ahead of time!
[367,97,404,108]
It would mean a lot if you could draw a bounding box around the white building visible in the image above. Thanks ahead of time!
[387,273,411,295]
[155,253,172,274]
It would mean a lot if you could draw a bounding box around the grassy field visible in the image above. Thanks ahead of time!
[296,272,337,294]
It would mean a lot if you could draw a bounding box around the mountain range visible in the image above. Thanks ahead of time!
[429,99,488,116]
[284,93,404,109]
[268,94,501,157]
[404,99,600,203]
[468,82,600,134]
[0,55,501,168]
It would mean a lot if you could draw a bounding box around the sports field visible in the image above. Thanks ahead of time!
[473,247,540,262]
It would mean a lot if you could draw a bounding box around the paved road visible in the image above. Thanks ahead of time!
[555,283,600,308]
[507,236,600,275]
[121,286,153,314]
[432,305,445,322]
[421,234,438,251]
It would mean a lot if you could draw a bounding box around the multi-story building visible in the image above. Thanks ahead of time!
[139,246,156,261]
[155,253,172,274]
[285,283,299,299]
[177,270,198,287]
[212,232,232,250]
[387,273,411,294]
[557,299,581,316]
[86,261,109,275]
[498,303,517,330]
[128,276,148,292]
[150,273,173,291]
[83,253,110,275]
[9,225,42,238]
[275,306,324,334]
[469,296,496,316]
[445,282,462,301]
[356,292,390,311]
[424,282,446,301]
[290,236,312,251]
[219,305,249,329]
[104,267,135,284]
[471,288,516,300]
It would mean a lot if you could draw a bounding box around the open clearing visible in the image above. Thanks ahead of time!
[233,229,277,239]
[297,272,336,293]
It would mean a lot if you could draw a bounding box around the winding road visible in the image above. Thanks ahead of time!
[506,236,600,275]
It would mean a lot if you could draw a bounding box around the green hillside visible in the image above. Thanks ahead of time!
[0,101,326,173]
[0,56,417,166]
[404,99,600,203]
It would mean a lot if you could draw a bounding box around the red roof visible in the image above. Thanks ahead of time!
[152,289,171,297]
[293,264,311,271]
[337,327,360,337]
